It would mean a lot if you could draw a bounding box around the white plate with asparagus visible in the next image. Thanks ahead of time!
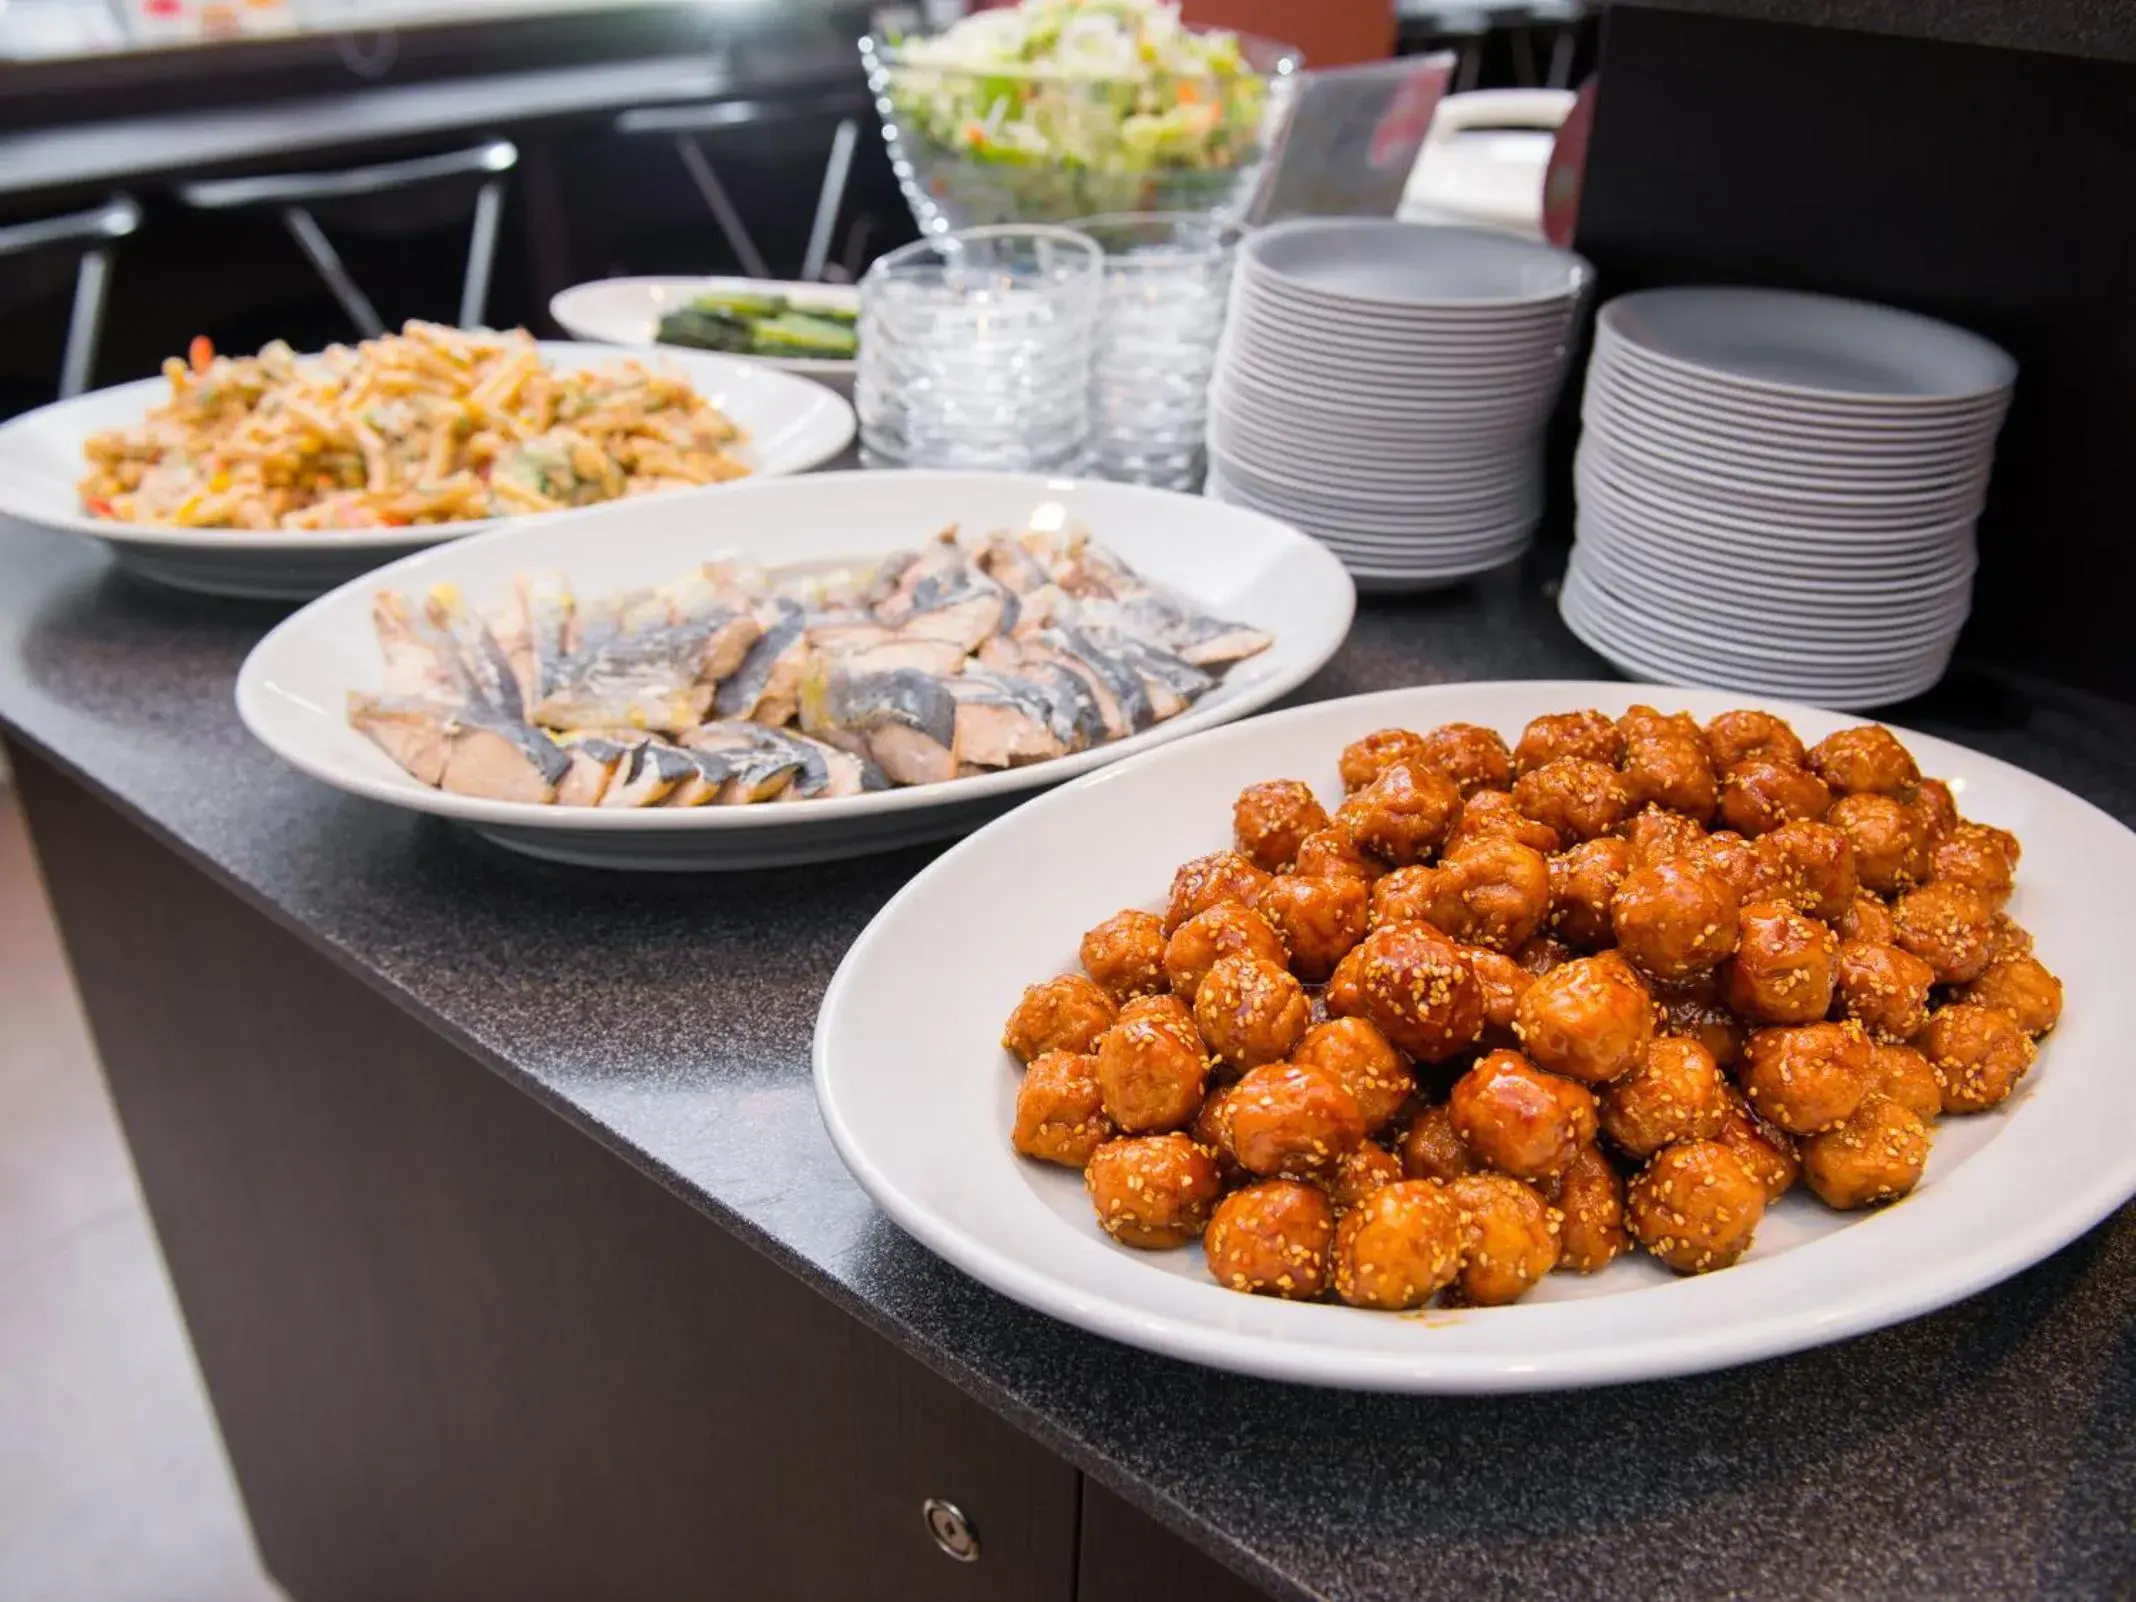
[233,470,1355,870]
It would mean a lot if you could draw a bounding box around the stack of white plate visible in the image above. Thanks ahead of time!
[1566,286,2015,708]
[1205,219,1590,592]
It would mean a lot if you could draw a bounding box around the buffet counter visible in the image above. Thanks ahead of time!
[2,516,2130,1600]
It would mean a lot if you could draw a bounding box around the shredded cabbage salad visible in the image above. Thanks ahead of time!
[887,0,1272,175]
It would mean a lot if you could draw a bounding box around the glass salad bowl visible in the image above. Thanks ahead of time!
[861,5,1300,235]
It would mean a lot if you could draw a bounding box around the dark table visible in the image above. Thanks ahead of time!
[1,518,2130,1600]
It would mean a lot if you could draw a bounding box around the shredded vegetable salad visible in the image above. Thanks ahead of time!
[886,0,1272,176]
[79,324,751,532]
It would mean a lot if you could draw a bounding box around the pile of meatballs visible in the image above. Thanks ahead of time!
[1000,705,2064,1313]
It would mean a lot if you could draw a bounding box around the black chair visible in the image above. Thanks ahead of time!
[614,92,870,282]
[176,141,517,336]
[0,195,141,399]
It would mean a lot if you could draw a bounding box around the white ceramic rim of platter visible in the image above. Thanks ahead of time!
[1596,287,2017,406]
[1243,218,1594,312]
[1572,511,1978,597]
[815,680,2136,1392]
[1564,544,1973,652]
[1583,359,2007,460]
[1558,582,1955,700]
[1558,590,1953,705]
[234,469,1357,838]
[0,341,857,552]
[547,276,861,376]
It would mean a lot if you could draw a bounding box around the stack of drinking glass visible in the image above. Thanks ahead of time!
[857,218,1241,485]
[857,226,1102,473]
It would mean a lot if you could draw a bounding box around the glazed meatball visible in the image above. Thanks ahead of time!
[1831,940,1935,1042]
[1003,974,1117,1063]
[1622,732,1719,822]
[1094,996,1209,1132]
[1449,1049,1599,1180]
[1620,704,1707,746]
[1332,1180,1465,1310]
[1164,901,1288,1003]
[1338,760,1464,866]
[1864,1042,1946,1124]
[1611,858,1742,981]
[1228,1062,1367,1178]
[1658,986,1748,1069]
[1739,1022,1870,1135]
[1012,1051,1115,1167]
[1514,934,1576,974]
[1931,821,2020,907]
[1829,792,1931,895]
[1956,954,2063,1037]
[1204,1180,1336,1299]
[1891,881,1997,984]
[1807,724,1920,797]
[1293,819,1387,884]
[1414,721,1515,798]
[1705,709,1807,770]
[1469,948,1535,1042]
[1724,903,1838,1025]
[1369,864,1442,930]
[1754,819,1858,922]
[1292,1016,1413,1133]
[1708,1088,1797,1204]
[1191,1081,1244,1177]
[1164,850,1271,933]
[1085,1134,1222,1249]
[1907,777,1960,842]
[1801,1096,1932,1209]
[1693,828,1787,907]
[1514,955,1656,1085]
[1600,1036,1731,1159]
[1918,1003,2037,1114]
[1354,922,1487,1062]
[1445,789,1564,857]
[1232,780,1330,874]
[1399,1101,1478,1183]
[1837,892,1898,946]
[1512,756,1632,843]
[1257,873,1369,982]
[1195,954,1311,1073]
[1322,943,1368,1019]
[1985,912,2035,965]
[1548,836,1634,948]
[1338,728,1433,794]
[1422,837,1552,952]
[1513,709,1624,775]
[1622,806,1710,868]
[1446,1174,1562,1305]
[1627,1140,1768,1274]
[1328,1141,1405,1211]
[1718,759,1832,836]
[1080,909,1169,1005]
[1548,1142,1630,1273]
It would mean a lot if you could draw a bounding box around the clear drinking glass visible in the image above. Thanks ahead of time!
[857,225,1103,473]
[1067,213,1241,491]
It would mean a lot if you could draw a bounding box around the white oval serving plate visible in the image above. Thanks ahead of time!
[236,470,1355,870]
[815,681,2136,1392]
[0,341,856,600]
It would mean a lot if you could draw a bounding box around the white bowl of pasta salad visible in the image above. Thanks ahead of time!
[0,326,855,599]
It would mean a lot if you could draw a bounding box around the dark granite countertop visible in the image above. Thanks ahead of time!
[1,520,2131,1601]
[1622,0,2136,65]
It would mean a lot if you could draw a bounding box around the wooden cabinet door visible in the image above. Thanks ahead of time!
[14,747,1078,1602]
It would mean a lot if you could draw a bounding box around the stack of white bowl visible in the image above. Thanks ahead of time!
[1205,219,1590,592]
[1566,286,2015,708]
